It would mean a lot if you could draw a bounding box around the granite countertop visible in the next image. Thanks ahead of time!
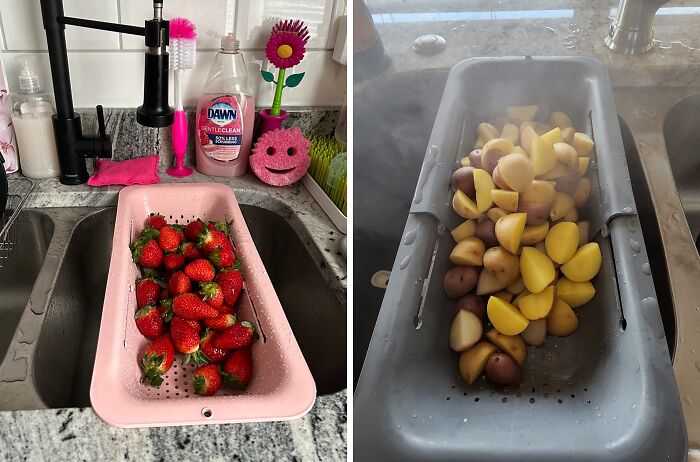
[1,110,347,460]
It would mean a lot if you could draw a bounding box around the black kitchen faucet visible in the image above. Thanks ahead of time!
[40,0,174,185]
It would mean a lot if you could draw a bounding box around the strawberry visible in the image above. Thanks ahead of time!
[158,226,182,252]
[191,364,222,396]
[141,335,174,387]
[173,293,219,320]
[215,269,244,306]
[207,220,232,237]
[215,321,255,349]
[136,277,164,309]
[182,318,202,332]
[180,241,203,261]
[184,258,215,283]
[209,246,235,269]
[198,227,231,256]
[131,239,163,268]
[199,282,224,308]
[163,252,185,271]
[200,329,228,363]
[135,305,164,340]
[157,298,173,321]
[167,271,191,296]
[159,288,170,301]
[204,312,236,330]
[184,219,205,242]
[170,317,208,365]
[221,347,252,388]
[140,227,160,242]
[218,303,236,315]
[146,214,168,230]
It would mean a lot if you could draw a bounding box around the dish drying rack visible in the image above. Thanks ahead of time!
[0,177,34,268]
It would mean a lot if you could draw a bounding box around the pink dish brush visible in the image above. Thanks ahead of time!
[167,17,197,178]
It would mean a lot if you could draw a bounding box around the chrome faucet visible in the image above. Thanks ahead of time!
[605,0,670,54]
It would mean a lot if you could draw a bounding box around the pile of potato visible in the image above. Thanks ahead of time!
[446,105,602,388]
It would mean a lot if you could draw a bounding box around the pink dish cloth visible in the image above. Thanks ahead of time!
[88,155,161,186]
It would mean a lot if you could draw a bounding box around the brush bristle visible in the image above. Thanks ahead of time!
[169,37,196,70]
[169,17,197,41]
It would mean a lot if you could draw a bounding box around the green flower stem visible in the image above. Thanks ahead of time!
[271,68,286,117]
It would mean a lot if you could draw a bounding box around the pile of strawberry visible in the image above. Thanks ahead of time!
[129,213,256,397]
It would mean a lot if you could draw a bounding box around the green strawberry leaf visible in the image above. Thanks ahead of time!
[261,70,275,83]
[285,72,305,88]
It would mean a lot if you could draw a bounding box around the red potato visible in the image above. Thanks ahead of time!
[457,294,486,321]
[443,266,479,300]
[485,352,522,387]
[469,149,483,169]
[476,219,499,248]
[451,167,476,198]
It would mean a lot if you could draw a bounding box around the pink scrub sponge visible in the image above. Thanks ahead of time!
[250,128,310,186]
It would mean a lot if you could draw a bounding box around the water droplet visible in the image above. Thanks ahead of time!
[641,263,651,275]
[629,239,641,253]
[671,211,681,223]
[622,206,633,214]
[632,403,637,409]
[463,417,469,423]
[412,414,417,419]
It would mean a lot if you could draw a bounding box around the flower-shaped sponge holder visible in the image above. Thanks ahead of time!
[250,128,310,187]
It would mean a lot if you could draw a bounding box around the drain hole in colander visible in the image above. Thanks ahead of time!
[446,397,450,400]
[202,408,213,418]
[474,397,479,402]
[571,394,575,398]
[619,318,627,331]
[501,397,507,403]
[529,398,535,404]
[558,399,563,404]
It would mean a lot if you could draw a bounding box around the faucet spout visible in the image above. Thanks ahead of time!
[605,0,671,54]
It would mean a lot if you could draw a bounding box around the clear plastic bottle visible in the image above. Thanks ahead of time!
[10,55,60,179]
[195,34,255,177]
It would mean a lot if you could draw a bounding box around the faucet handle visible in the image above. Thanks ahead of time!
[96,105,106,139]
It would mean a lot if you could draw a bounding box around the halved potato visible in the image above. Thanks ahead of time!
[495,153,534,192]
[553,143,578,170]
[561,127,575,144]
[550,192,575,221]
[572,132,594,157]
[483,246,520,285]
[506,105,538,121]
[545,222,579,264]
[487,296,529,335]
[520,246,556,294]
[578,157,590,175]
[487,207,509,223]
[521,318,547,346]
[478,122,500,142]
[459,341,498,384]
[501,123,520,144]
[485,329,527,366]
[547,298,579,336]
[473,135,486,149]
[550,111,572,129]
[521,222,550,245]
[507,277,526,295]
[474,168,496,213]
[518,285,555,320]
[476,269,509,295]
[460,157,471,167]
[556,277,596,307]
[539,162,573,180]
[453,189,481,219]
[572,177,591,208]
[449,310,483,352]
[530,135,557,175]
[449,236,486,266]
[491,189,519,213]
[495,213,527,254]
[520,122,537,154]
[560,242,602,282]
[451,220,477,242]
[541,127,563,145]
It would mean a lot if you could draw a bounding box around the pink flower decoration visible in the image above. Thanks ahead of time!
[265,19,309,69]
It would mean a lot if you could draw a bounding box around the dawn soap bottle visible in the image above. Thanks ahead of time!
[195,34,255,177]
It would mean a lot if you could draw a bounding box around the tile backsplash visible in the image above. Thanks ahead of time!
[0,0,346,107]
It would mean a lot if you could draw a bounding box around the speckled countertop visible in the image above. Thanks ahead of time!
[0,109,347,461]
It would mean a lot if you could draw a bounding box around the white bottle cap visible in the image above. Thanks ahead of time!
[15,55,41,92]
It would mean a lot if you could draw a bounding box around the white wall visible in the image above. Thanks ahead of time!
[0,0,346,108]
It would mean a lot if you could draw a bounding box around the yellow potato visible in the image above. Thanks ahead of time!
[520,246,556,294]
[476,269,509,295]
[521,318,547,346]
[473,135,486,149]
[578,157,590,175]
[546,298,579,336]
[530,135,557,175]
[521,222,550,245]
[511,289,530,308]
[453,189,481,219]
[560,206,578,223]
[550,111,573,129]
[561,127,575,144]
[473,169,496,213]
[550,192,575,221]
[521,180,556,205]
[572,177,591,208]
[520,122,537,154]
[449,236,486,266]
[483,246,520,285]
[451,220,477,242]
[495,153,534,192]
[518,285,555,320]
[560,242,602,281]
[495,212,527,254]
[487,296,530,335]
[545,222,580,264]
[459,341,498,384]
[449,309,483,352]
[541,127,563,145]
[506,105,538,121]
[538,162,573,180]
[485,329,527,366]
[577,221,590,246]
[512,146,527,156]
[572,132,594,157]
[501,123,520,145]
[556,277,596,308]
[481,138,514,173]
[478,122,500,142]
[534,241,546,254]
[494,290,514,303]
[534,122,551,135]
[506,277,525,295]
[553,143,578,170]
[491,189,519,213]
[487,207,509,223]
[460,157,471,167]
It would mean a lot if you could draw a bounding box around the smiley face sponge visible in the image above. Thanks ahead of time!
[250,128,311,186]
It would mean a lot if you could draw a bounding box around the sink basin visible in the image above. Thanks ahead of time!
[0,211,53,361]
[0,202,345,411]
[664,94,700,248]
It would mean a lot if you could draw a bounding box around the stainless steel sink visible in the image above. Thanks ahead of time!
[664,95,700,249]
[0,202,345,411]
[0,211,53,361]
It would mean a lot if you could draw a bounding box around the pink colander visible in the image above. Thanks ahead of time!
[90,183,316,428]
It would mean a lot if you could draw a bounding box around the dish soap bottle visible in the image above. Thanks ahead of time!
[10,55,60,179]
[195,33,255,177]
